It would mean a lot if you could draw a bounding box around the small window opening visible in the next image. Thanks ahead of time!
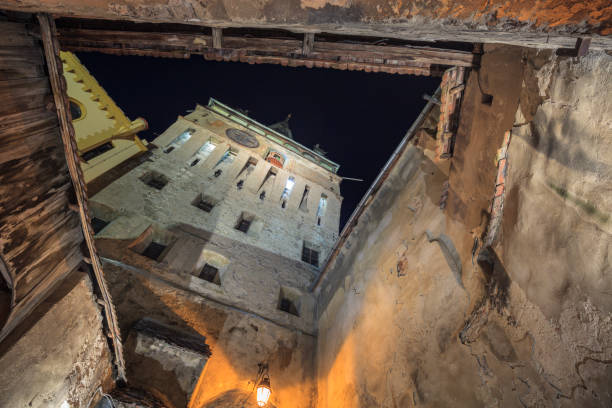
[317,194,328,226]
[91,217,109,234]
[302,241,319,267]
[281,176,295,208]
[164,129,193,153]
[214,169,222,177]
[190,141,216,166]
[140,171,169,190]
[237,180,244,190]
[69,99,82,120]
[82,142,113,162]
[237,157,258,179]
[299,185,310,211]
[278,287,300,317]
[214,149,237,168]
[199,264,221,285]
[192,195,215,212]
[142,241,167,261]
[259,191,266,200]
[258,167,278,192]
[235,212,253,233]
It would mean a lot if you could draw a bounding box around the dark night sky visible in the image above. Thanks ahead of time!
[77,53,439,227]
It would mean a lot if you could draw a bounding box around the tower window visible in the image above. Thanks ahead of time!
[281,176,295,208]
[140,171,169,190]
[192,194,215,212]
[317,194,328,226]
[199,264,221,285]
[142,241,167,261]
[91,217,109,234]
[302,241,319,267]
[164,129,194,153]
[69,99,83,121]
[237,157,258,179]
[299,185,310,211]
[235,212,254,233]
[278,287,300,316]
[190,141,216,166]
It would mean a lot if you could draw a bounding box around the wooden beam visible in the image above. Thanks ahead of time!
[302,32,314,56]
[37,13,126,382]
[212,27,222,49]
[57,27,475,76]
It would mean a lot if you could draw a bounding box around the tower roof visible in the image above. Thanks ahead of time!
[269,114,293,139]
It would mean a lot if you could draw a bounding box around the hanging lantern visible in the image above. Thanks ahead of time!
[256,372,271,406]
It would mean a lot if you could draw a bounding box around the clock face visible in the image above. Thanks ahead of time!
[226,128,259,148]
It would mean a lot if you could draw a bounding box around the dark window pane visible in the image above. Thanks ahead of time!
[279,298,299,316]
[194,199,214,212]
[236,219,251,233]
[142,242,166,261]
[69,100,82,120]
[199,264,220,285]
[82,142,113,162]
[91,217,109,234]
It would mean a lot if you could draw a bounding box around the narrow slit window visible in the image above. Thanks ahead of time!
[299,185,310,211]
[301,241,319,267]
[199,264,221,285]
[190,140,216,166]
[214,149,237,168]
[257,167,278,197]
[237,157,258,179]
[317,194,328,226]
[164,128,194,153]
[281,176,295,208]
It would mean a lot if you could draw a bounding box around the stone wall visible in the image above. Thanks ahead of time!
[315,46,612,407]
[92,108,341,266]
[0,272,113,408]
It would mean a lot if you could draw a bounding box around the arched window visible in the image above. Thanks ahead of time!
[69,98,85,122]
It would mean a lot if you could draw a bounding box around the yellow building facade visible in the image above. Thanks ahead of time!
[61,51,148,183]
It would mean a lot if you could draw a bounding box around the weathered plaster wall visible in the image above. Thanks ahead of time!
[1,0,610,49]
[315,46,612,407]
[0,272,113,408]
[101,257,317,408]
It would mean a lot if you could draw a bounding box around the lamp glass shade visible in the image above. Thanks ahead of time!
[256,377,271,407]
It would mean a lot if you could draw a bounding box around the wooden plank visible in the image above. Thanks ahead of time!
[0,64,46,81]
[56,27,474,74]
[0,46,44,70]
[38,13,126,381]
[0,77,51,116]
[0,246,82,342]
[14,222,83,300]
[0,146,71,215]
[0,109,61,164]
[212,27,222,49]
[0,188,74,273]
[303,33,315,55]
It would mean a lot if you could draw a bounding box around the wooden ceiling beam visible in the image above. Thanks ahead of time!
[57,27,475,76]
